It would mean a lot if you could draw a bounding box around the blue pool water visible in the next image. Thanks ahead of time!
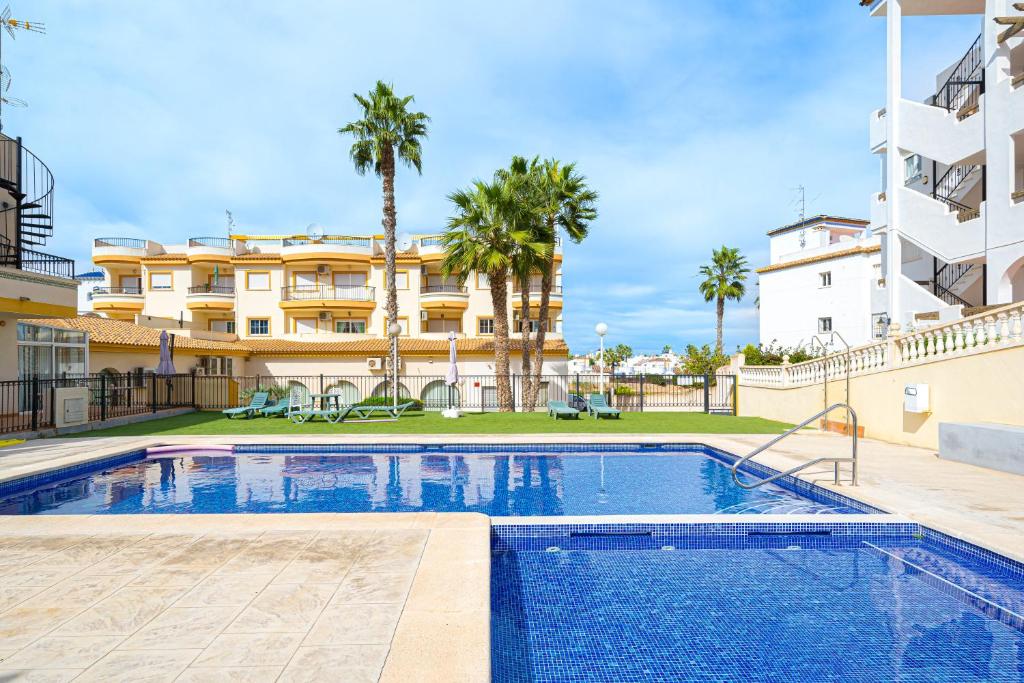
[0,446,870,515]
[492,527,1024,682]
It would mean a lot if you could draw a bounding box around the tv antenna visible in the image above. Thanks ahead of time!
[225,209,235,236]
[0,6,44,132]
[794,185,807,248]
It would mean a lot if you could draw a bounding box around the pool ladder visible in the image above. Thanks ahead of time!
[730,403,858,489]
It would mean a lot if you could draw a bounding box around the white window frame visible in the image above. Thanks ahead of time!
[818,317,833,333]
[819,271,832,288]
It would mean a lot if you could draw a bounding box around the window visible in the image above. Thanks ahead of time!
[246,272,271,290]
[335,319,366,334]
[248,318,270,336]
[818,317,833,333]
[476,272,489,289]
[478,317,494,335]
[384,317,408,335]
[120,275,142,292]
[199,356,234,376]
[148,272,172,290]
[819,271,832,288]
[387,271,409,289]
[904,154,922,184]
[333,272,367,287]
[210,319,235,334]
[294,318,318,334]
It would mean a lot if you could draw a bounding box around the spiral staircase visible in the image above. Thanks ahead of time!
[0,135,73,279]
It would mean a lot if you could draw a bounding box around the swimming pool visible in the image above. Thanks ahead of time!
[0,444,873,515]
[491,523,1024,682]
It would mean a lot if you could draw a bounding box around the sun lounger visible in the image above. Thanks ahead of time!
[288,403,353,424]
[351,401,417,420]
[587,393,621,419]
[259,400,289,418]
[548,400,580,419]
[222,391,269,419]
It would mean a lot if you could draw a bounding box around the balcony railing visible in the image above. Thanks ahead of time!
[188,237,233,249]
[1,247,76,279]
[420,236,444,248]
[421,284,468,295]
[514,285,563,295]
[92,286,143,296]
[281,236,371,248]
[94,237,146,250]
[188,284,235,295]
[934,34,984,115]
[280,285,375,302]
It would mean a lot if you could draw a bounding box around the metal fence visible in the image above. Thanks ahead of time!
[0,372,737,435]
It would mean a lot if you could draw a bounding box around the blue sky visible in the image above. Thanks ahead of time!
[10,1,981,354]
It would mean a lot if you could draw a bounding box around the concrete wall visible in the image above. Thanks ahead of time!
[738,344,1024,450]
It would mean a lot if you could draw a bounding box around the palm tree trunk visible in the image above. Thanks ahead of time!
[519,281,533,413]
[529,248,554,411]
[491,271,513,411]
[381,148,399,375]
[716,295,725,354]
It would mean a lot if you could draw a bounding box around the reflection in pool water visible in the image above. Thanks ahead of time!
[0,450,863,515]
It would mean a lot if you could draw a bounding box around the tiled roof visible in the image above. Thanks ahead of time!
[756,244,881,274]
[140,253,188,264]
[31,317,569,358]
[766,215,869,237]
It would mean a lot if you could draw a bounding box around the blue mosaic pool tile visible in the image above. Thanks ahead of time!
[0,449,147,498]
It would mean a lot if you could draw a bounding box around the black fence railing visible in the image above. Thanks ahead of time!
[0,373,197,434]
[92,286,143,296]
[188,237,232,249]
[0,245,76,279]
[188,284,235,295]
[421,284,468,295]
[0,372,738,435]
[94,237,147,249]
[934,34,984,114]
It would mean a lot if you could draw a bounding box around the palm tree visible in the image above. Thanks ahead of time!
[442,176,547,411]
[339,81,429,371]
[698,246,749,354]
[526,158,598,411]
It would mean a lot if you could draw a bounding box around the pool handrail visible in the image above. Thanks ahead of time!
[730,403,858,489]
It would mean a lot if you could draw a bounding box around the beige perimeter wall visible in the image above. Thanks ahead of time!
[738,345,1024,450]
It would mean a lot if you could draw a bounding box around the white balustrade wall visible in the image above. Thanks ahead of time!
[739,302,1024,387]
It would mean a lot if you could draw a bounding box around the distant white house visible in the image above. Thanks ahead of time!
[626,353,679,375]
[758,215,885,349]
[567,355,592,375]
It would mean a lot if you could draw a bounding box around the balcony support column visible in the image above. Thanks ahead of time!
[884,0,905,327]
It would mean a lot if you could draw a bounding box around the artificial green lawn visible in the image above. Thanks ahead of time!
[62,410,791,437]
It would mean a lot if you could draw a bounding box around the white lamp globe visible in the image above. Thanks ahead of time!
[595,322,608,337]
[388,322,402,336]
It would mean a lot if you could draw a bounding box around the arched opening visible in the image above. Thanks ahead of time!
[326,380,360,406]
[287,380,311,407]
[371,381,411,400]
[998,255,1024,304]
[421,380,460,410]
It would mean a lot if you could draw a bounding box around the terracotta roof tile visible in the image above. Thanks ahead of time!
[37,317,243,352]
[756,244,880,274]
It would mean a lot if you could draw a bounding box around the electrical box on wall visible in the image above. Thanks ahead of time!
[904,384,930,413]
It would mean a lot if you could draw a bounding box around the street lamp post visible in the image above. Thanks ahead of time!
[595,322,608,396]
[388,322,402,411]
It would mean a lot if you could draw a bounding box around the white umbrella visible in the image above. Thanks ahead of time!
[156,330,176,375]
[442,331,460,418]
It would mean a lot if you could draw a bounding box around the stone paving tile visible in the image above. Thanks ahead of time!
[75,648,201,683]
[216,531,317,575]
[175,666,284,682]
[31,574,133,609]
[303,602,404,646]
[53,586,184,636]
[0,586,43,612]
[351,529,427,573]
[190,633,304,668]
[0,563,82,588]
[0,635,123,670]
[119,606,242,651]
[280,645,389,683]
[175,572,273,608]
[0,669,83,682]
[331,570,415,605]
[226,583,336,633]
[0,606,82,650]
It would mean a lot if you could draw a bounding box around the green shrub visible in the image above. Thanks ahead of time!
[613,385,635,396]
[681,344,729,376]
[241,385,290,403]
[356,396,424,411]
[740,342,822,366]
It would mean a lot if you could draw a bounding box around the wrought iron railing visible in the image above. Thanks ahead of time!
[420,236,444,247]
[92,286,143,296]
[188,237,232,249]
[933,163,980,214]
[94,237,147,249]
[281,236,371,248]
[514,285,563,295]
[280,285,375,301]
[188,284,235,295]
[5,247,76,279]
[934,34,984,114]
[420,284,468,294]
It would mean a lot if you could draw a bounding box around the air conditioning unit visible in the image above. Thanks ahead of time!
[318,311,332,322]
[193,367,207,376]
[420,310,429,321]
[367,357,383,371]
[316,264,330,276]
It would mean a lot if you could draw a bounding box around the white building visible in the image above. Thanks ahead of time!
[624,353,679,375]
[758,215,885,348]
[864,0,1024,330]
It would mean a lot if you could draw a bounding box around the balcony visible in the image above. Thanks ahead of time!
[279,284,376,311]
[90,286,145,314]
[93,237,148,265]
[280,236,372,264]
[513,285,563,309]
[186,284,235,311]
[869,107,886,153]
[187,237,235,264]
[420,284,469,311]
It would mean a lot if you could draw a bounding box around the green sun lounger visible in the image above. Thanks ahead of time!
[288,403,354,424]
[222,391,269,419]
[547,400,580,419]
[259,400,289,418]
[352,401,416,420]
[587,393,621,419]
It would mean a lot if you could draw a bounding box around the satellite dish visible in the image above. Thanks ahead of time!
[397,232,414,251]
[306,223,325,242]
